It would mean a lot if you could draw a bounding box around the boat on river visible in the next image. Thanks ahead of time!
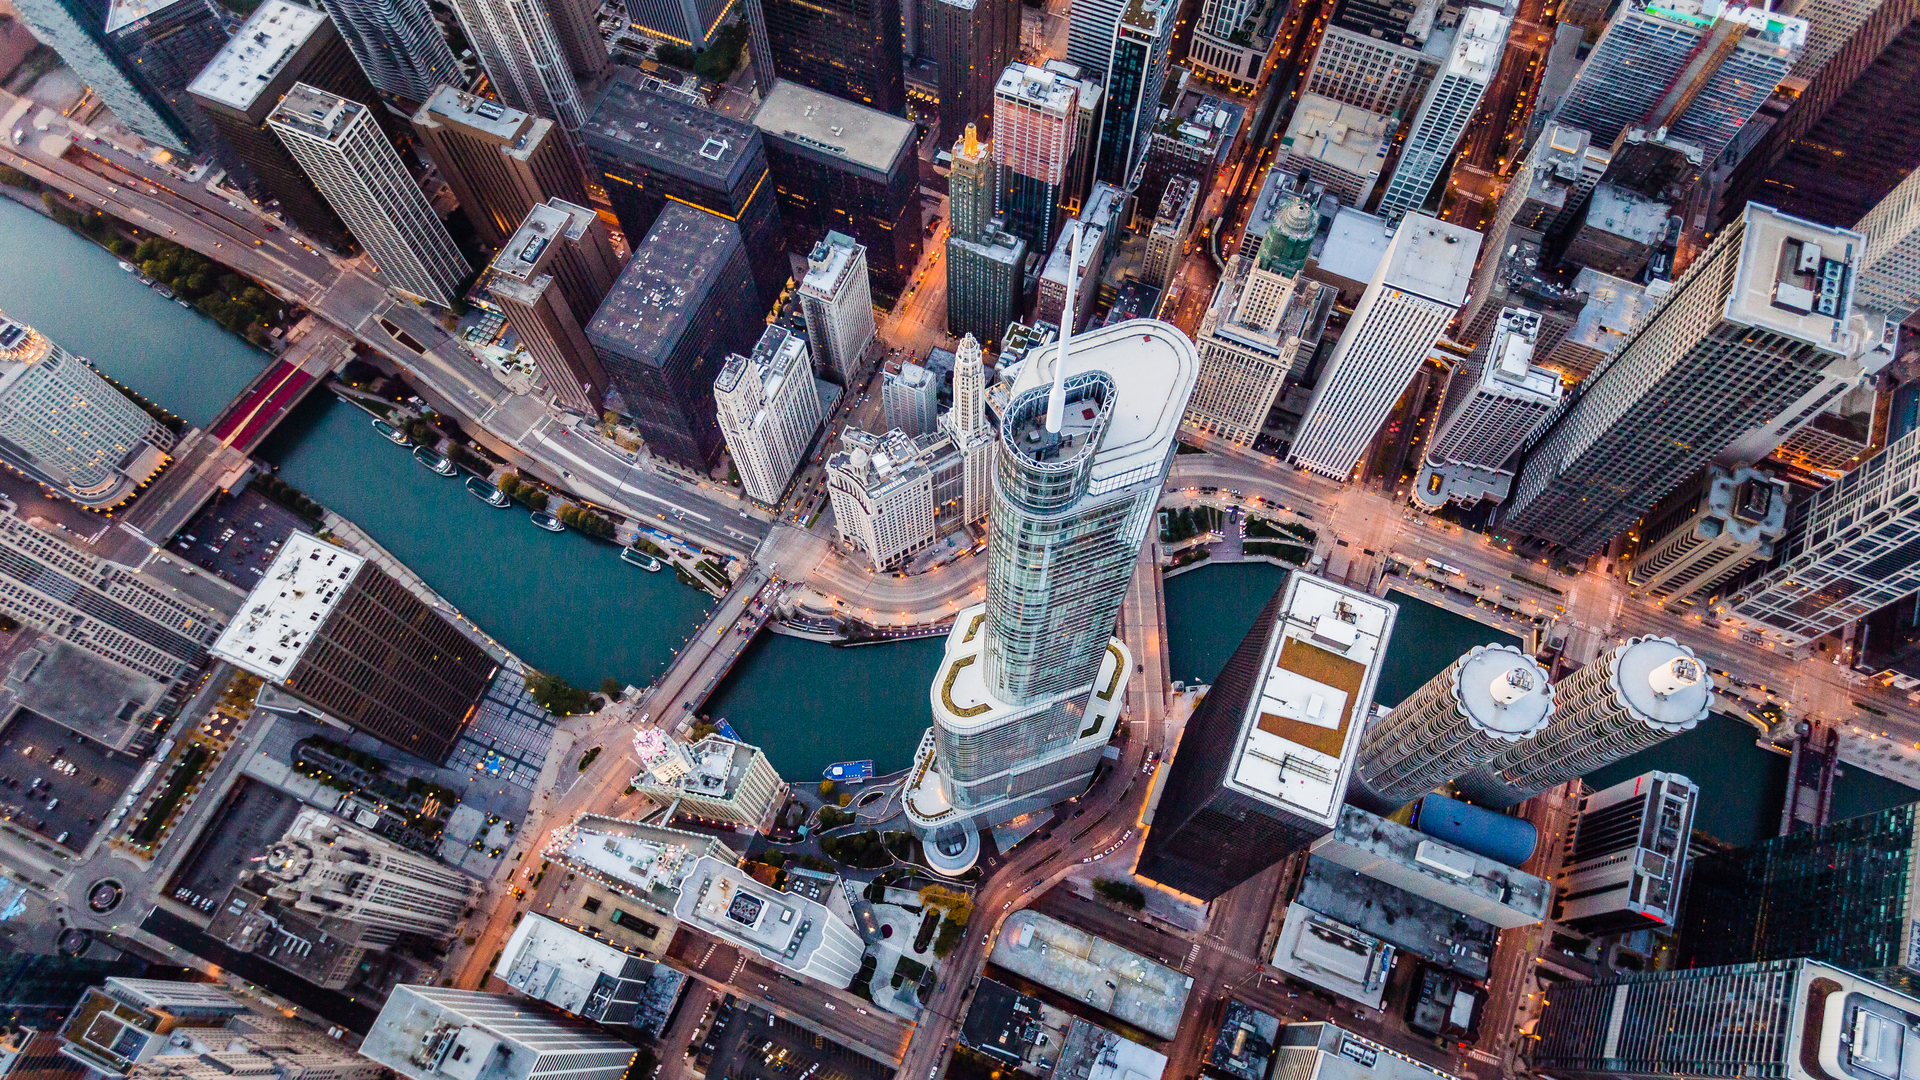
[621,546,662,571]
[372,418,407,444]
[153,284,175,299]
[412,445,455,475]
[530,511,565,533]
[466,476,509,506]
[824,760,873,784]
[117,260,137,272]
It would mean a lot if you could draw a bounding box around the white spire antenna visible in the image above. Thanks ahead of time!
[1045,223,1081,435]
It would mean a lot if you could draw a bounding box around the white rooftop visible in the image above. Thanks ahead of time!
[1315,208,1391,284]
[209,532,363,682]
[188,0,328,111]
[995,63,1079,115]
[495,914,640,1014]
[752,80,915,174]
[1283,94,1390,184]
[1382,213,1480,307]
[1446,7,1507,80]
[1272,904,1393,1009]
[800,233,862,299]
[1484,309,1562,403]
[1726,203,1863,353]
[544,815,711,907]
[672,856,864,987]
[1007,320,1199,495]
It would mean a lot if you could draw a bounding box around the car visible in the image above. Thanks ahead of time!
[823,1002,835,1011]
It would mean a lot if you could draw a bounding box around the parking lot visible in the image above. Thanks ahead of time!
[172,491,307,589]
[0,708,142,851]
[168,777,302,916]
[704,1003,891,1080]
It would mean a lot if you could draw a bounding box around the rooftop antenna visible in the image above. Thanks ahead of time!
[1045,223,1081,435]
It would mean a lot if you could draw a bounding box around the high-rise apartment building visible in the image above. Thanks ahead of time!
[0,313,175,508]
[920,0,1019,139]
[125,1013,385,1080]
[544,804,734,935]
[11,0,195,150]
[1503,205,1891,554]
[1137,576,1395,901]
[1555,770,1696,935]
[411,87,588,250]
[56,980,248,1076]
[360,987,635,1080]
[715,326,826,505]
[1142,177,1197,290]
[1290,214,1479,481]
[904,320,1198,870]
[1349,644,1555,814]
[797,232,877,387]
[585,205,760,471]
[443,0,584,130]
[1376,8,1506,222]
[946,127,1026,346]
[1725,425,1920,647]
[752,81,922,298]
[1092,0,1176,186]
[1627,466,1788,600]
[210,532,498,763]
[102,0,233,164]
[1188,0,1282,90]
[991,63,1078,259]
[488,199,622,415]
[674,857,866,987]
[188,0,370,249]
[310,0,459,101]
[827,427,937,570]
[581,72,786,306]
[1852,165,1920,322]
[1412,307,1562,510]
[1455,637,1712,808]
[882,361,939,437]
[759,0,904,114]
[269,84,470,306]
[259,808,481,941]
[1064,0,1121,80]
[630,730,789,830]
[1186,197,1334,446]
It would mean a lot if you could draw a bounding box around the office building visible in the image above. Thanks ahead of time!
[1783,0,1898,82]
[1852,164,1920,323]
[542,811,726,952]
[920,0,1019,139]
[359,987,635,1080]
[947,126,1026,346]
[1188,0,1282,90]
[992,63,1079,258]
[1455,637,1713,808]
[1628,466,1789,600]
[1349,645,1554,813]
[1533,959,1920,1079]
[1290,214,1479,481]
[56,980,249,1076]
[631,730,788,830]
[827,427,937,570]
[673,856,864,987]
[494,915,686,1036]
[1502,205,1892,554]
[798,232,877,387]
[759,0,904,114]
[1551,0,1805,167]
[1454,228,1585,360]
[1545,268,1650,381]
[488,199,623,415]
[1725,425,1920,647]
[1092,0,1177,187]
[10,0,194,151]
[210,878,382,990]
[0,313,175,509]
[1376,8,1506,222]
[1775,381,1879,477]
[1186,199,1335,446]
[1310,805,1552,928]
[1142,177,1197,290]
[210,532,498,764]
[883,361,939,437]
[905,321,1198,869]
[1047,59,1103,208]
[1136,89,1241,226]
[715,326,827,505]
[310,0,458,101]
[1556,771,1696,935]
[1273,1024,1455,1080]
[581,72,785,306]
[269,84,470,306]
[188,0,367,249]
[1302,0,1452,117]
[1719,0,1920,231]
[412,87,589,250]
[585,205,760,471]
[1275,94,1391,208]
[102,0,233,164]
[258,808,481,941]
[1560,183,1670,280]
[1137,576,1394,901]
[443,0,584,130]
[943,334,995,524]
[622,0,730,48]
[1412,308,1562,509]
[752,81,921,298]
[1035,219,1099,331]
[126,1014,384,1080]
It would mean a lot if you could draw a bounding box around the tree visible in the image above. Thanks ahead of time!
[932,918,964,958]
[600,678,624,698]
[1093,878,1146,910]
[819,779,836,797]
[526,671,593,714]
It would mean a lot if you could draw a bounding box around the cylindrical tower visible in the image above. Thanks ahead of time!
[1456,636,1712,808]
[1350,644,1554,812]
[1258,191,1317,277]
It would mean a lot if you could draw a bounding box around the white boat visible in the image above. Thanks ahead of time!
[530,511,564,533]
[117,260,137,272]
[412,445,456,476]
[621,546,662,571]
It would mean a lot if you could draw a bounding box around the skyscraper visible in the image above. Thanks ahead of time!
[55,980,249,1077]
[1454,636,1712,808]
[1852,164,1920,322]
[797,232,877,387]
[585,205,761,471]
[1092,0,1176,186]
[1627,466,1788,600]
[411,87,589,250]
[943,334,995,524]
[716,326,826,505]
[1141,177,1197,289]
[1533,959,1920,1080]
[674,858,866,987]
[360,987,636,1080]
[903,318,1198,871]
[1725,425,1920,647]
[102,0,233,163]
[1289,214,1479,481]
[1136,576,1395,901]
[188,0,370,249]
[270,84,470,306]
[759,0,904,114]
[620,0,732,49]
[1782,0,1901,82]
[920,0,1018,139]
[1301,0,1451,117]
[10,0,193,150]
[444,0,585,129]
[826,427,938,570]
[541,0,607,88]
[121,1012,383,1080]
[946,126,1026,345]
[210,533,498,763]
[0,313,175,509]
[1375,7,1506,223]
[1411,307,1562,510]
[1349,645,1555,813]
[489,199,622,415]
[1555,770,1696,935]
[883,361,939,436]
[310,0,459,101]
[1500,204,1890,555]
[1064,0,1120,80]
[259,808,482,941]
[991,63,1078,258]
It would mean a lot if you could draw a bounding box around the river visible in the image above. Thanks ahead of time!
[6,196,1915,843]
